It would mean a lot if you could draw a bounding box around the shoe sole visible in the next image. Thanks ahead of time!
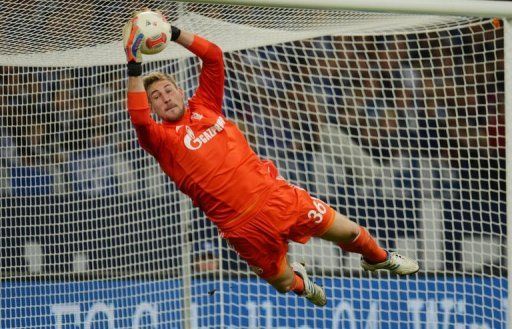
[363,267,420,275]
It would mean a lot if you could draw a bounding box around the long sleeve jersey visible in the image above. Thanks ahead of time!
[127,35,278,232]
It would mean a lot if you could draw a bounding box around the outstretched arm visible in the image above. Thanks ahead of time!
[173,28,194,48]
[123,13,145,94]
[123,15,161,154]
[128,76,144,93]
[172,28,225,114]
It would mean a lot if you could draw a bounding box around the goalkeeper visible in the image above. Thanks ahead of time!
[123,13,419,307]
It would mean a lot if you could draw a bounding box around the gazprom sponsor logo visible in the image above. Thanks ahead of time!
[184,116,225,151]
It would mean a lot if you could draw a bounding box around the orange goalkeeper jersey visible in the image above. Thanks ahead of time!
[127,35,277,232]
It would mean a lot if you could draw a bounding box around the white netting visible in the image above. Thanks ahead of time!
[1,1,507,328]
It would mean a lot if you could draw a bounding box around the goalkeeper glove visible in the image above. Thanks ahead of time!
[122,16,143,76]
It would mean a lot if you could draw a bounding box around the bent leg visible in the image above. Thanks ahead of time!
[265,260,298,293]
[319,211,388,264]
[221,220,306,294]
[266,261,327,307]
[318,211,419,274]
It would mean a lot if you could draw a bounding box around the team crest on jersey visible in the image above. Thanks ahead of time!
[183,116,226,151]
[191,112,203,121]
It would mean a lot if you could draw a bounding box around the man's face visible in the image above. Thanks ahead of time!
[147,79,185,122]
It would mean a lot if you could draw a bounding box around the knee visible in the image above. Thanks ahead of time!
[320,212,360,243]
[274,286,288,294]
[268,274,294,294]
[344,226,360,242]
[273,283,291,294]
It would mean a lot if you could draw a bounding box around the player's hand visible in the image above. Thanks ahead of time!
[122,16,143,63]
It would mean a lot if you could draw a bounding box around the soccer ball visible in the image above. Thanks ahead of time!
[134,10,170,55]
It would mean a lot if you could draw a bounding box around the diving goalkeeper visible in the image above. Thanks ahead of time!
[123,13,419,307]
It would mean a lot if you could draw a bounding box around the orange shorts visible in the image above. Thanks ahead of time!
[222,179,335,279]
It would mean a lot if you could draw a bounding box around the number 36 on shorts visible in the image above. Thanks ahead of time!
[307,198,327,224]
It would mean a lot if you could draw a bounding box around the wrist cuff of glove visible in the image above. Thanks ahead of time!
[127,62,142,77]
[170,26,181,42]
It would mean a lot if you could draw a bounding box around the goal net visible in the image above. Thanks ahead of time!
[1,1,507,328]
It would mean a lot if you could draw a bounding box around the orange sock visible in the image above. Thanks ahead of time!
[337,227,388,264]
[290,273,305,295]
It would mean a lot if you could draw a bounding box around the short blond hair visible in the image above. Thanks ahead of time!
[143,72,178,91]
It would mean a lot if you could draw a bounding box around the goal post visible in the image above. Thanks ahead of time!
[182,0,512,18]
[1,0,510,328]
